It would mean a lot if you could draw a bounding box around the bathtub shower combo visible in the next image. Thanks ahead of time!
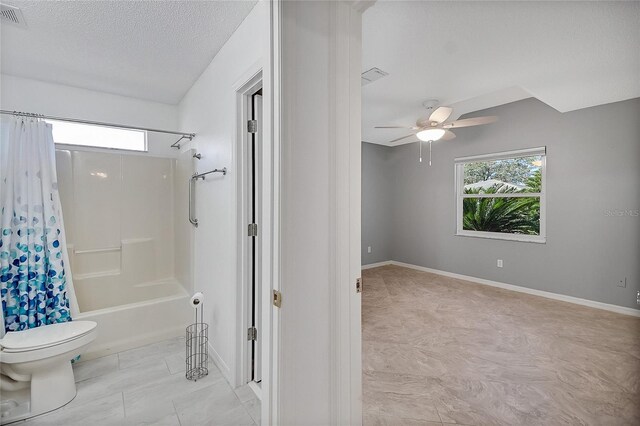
[0,111,201,422]
[57,148,197,358]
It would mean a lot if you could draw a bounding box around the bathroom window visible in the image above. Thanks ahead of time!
[48,120,147,152]
[455,147,546,243]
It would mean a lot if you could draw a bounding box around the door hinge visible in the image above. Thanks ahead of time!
[356,277,363,293]
[247,327,257,341]
[273,290,282,308]
[248,223,258,237]
[248,120,258,134]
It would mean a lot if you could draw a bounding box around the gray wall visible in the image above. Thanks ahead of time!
[362,143,393,264]
[364,97,640,310]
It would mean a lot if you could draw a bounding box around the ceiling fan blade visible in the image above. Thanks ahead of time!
[428,106,453,124]
[388,133,417,143]
[441,129,456,141]
[442,116,498,129]
[374,126,418,130]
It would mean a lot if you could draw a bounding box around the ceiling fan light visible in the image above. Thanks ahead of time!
[416,128,446,141]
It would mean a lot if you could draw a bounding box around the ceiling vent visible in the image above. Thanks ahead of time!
[361,67,388,86]
[0,4,26,28]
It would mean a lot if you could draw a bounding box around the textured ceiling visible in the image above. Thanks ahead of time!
[0,0,257,104]
[362,1,640,146]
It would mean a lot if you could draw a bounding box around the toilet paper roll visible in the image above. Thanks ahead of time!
[190,292,204,308]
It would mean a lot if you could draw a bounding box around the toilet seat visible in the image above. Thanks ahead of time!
[0,321,97,353]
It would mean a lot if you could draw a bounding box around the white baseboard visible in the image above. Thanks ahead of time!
[364,260,640,318]
[361,260,392,270]
[208,340,233,385]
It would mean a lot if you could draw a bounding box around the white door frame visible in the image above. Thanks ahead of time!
[265,2,281,423]
[236,73,264,390]
[234,61,280,426]
[233,41,280,423]
[329,2,367,423]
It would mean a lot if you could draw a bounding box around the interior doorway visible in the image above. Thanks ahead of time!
[247,88,263,386]
[237,72,264,397]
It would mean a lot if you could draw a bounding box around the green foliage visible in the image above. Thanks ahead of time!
[524,169,542,224]
[462,174,542,235]
[526,169,542,192]
[464,156,540,186]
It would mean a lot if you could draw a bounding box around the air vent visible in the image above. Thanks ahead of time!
[361,67,388,86]
[0,4,26,27]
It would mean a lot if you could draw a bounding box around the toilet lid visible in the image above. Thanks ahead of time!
[0,321,97,352]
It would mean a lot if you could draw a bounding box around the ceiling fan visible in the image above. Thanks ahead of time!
[375,102,497,165]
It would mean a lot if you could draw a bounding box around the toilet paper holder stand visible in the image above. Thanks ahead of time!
[185,294,209,381]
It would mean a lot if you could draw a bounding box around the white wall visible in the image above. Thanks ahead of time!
[0,74,181,157]
[177,1,266,387]
[279,2,331,421]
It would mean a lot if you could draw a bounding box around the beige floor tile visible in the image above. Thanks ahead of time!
[362,265,640,426]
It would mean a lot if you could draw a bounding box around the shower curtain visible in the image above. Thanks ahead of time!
[0,117,79,337]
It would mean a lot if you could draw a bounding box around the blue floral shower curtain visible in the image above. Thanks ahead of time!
[0,117,78,336]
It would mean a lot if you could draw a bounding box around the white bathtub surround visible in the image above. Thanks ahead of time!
[20,337,260,426]
[55,149,194,356]
[173,148,197,294]
[0,321,97,423]
[56,151,176,285]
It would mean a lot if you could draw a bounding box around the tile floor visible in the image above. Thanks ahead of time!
[18,337,260,426]
[362,265,640,426]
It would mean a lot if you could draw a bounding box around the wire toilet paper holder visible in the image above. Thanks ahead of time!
[186,292,209,381]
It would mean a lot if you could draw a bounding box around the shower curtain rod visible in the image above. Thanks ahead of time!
[0,109,195,149]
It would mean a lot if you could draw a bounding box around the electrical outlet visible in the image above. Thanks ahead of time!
[497,259,503,268]
[367,246,372,253]
[637,291,640,305]
[617,278,627,288]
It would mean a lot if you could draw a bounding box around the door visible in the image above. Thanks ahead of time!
[248,90,263,385]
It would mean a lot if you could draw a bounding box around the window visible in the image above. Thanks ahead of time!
[455,147,546,243]
[48,120,147,152]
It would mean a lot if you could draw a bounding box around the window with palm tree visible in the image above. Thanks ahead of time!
[455,148,545,242]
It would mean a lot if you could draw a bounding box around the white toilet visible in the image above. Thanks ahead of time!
[0,321,97,424]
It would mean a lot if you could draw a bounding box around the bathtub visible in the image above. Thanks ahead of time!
[76,285,192,360]
[68,238,193,360]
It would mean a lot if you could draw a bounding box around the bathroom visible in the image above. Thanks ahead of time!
[1,1,266,424]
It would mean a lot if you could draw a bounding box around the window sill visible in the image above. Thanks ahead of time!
[455,230,546,244]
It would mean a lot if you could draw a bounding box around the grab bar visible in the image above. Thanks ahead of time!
[189,175,198,228]
[189,168,227,227]
[193,168,227,180]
